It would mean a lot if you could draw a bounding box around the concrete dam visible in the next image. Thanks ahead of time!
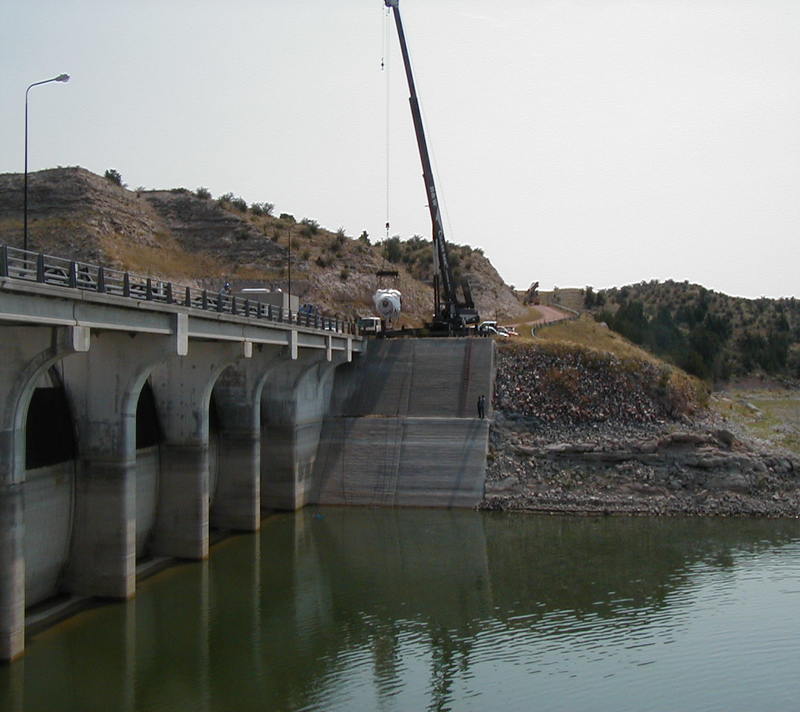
[0,249,495,661]
[313,338,493,508]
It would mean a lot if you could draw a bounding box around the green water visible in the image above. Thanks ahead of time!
[3,509,800,711]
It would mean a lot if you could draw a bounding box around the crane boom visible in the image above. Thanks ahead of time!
[384,0,478,331]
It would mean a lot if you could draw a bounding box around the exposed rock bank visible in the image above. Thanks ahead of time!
[484,344,800,517]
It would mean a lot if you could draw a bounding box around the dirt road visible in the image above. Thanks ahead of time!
[508,304,577,335]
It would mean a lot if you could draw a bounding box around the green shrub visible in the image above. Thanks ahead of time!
[251,202,274,216]
[300,218,319,237]
[104,168,123,186]
[195,187,211,199]
[787,344,800,377]
[383,236,402,263]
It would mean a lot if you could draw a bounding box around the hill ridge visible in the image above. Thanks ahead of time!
[0,166,526,324]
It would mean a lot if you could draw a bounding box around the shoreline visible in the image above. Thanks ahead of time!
[483,412,800,518]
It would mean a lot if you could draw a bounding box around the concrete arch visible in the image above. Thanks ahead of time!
[148,340,252,560]
[23,372,77,608]
[0,325,89,661]
[0,326,88,485]
[60,330,189,600]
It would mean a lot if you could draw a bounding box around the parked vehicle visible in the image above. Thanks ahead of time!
[358,316,382,335]
[43,264,98,290]
[477,320,509,338]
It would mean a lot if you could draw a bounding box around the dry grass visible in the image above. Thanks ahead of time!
[532,315,659,361]
[539,287,584,310]
[517,314,709,411]
[104,240,228,279]
[0,216,81,247]
[508,306,544,326]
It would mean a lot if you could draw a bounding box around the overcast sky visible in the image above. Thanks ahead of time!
[2,0,799,298]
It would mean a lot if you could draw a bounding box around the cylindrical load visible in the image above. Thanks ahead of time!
[373,288,402,323]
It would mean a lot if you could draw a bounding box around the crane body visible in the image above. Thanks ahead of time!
[384,0,479,332]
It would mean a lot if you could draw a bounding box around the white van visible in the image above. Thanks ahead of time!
[358,317,382,335]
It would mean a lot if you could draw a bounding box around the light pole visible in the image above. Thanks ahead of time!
[24,73,70,253]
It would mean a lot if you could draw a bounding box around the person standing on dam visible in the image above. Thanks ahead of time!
[477,394,486,419]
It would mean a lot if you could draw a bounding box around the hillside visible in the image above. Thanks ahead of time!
[486,323,800,516]
[0,167,526,325]
[497,318,707,425]
[586,281,800,382]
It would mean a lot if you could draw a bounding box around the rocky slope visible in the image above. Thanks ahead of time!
[485,341,800,516]
[0,166,526,324]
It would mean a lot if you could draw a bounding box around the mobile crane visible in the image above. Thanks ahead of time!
[385,0,480,333]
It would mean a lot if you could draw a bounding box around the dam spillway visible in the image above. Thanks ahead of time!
[312,338,494,508]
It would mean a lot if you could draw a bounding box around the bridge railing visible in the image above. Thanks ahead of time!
[0,244,355,335]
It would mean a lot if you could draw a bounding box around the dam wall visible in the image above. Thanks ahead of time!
[0,264,500,660]
[0,271,360,662]
[312,338,495,508]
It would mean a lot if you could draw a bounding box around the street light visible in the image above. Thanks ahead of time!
[24,73,70,253]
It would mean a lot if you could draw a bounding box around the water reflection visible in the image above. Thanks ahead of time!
[2,511,800,712]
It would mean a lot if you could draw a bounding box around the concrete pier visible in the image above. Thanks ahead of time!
[261,355,343,511]
[211,350,282,531]
[0,487,24,662]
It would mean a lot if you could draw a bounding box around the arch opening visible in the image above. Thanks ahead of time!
[25,367,76,470]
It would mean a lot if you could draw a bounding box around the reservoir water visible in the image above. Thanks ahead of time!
[2,509,800,711]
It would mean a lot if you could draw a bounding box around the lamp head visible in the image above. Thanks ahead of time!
[55,74,70,82]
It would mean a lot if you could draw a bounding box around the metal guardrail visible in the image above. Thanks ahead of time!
[551,304,581,318]
[0,244,357,335]
[529,310,581,337]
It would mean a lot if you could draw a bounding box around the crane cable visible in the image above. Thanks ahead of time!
[379,5,392,273]
[383,5,391,245]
